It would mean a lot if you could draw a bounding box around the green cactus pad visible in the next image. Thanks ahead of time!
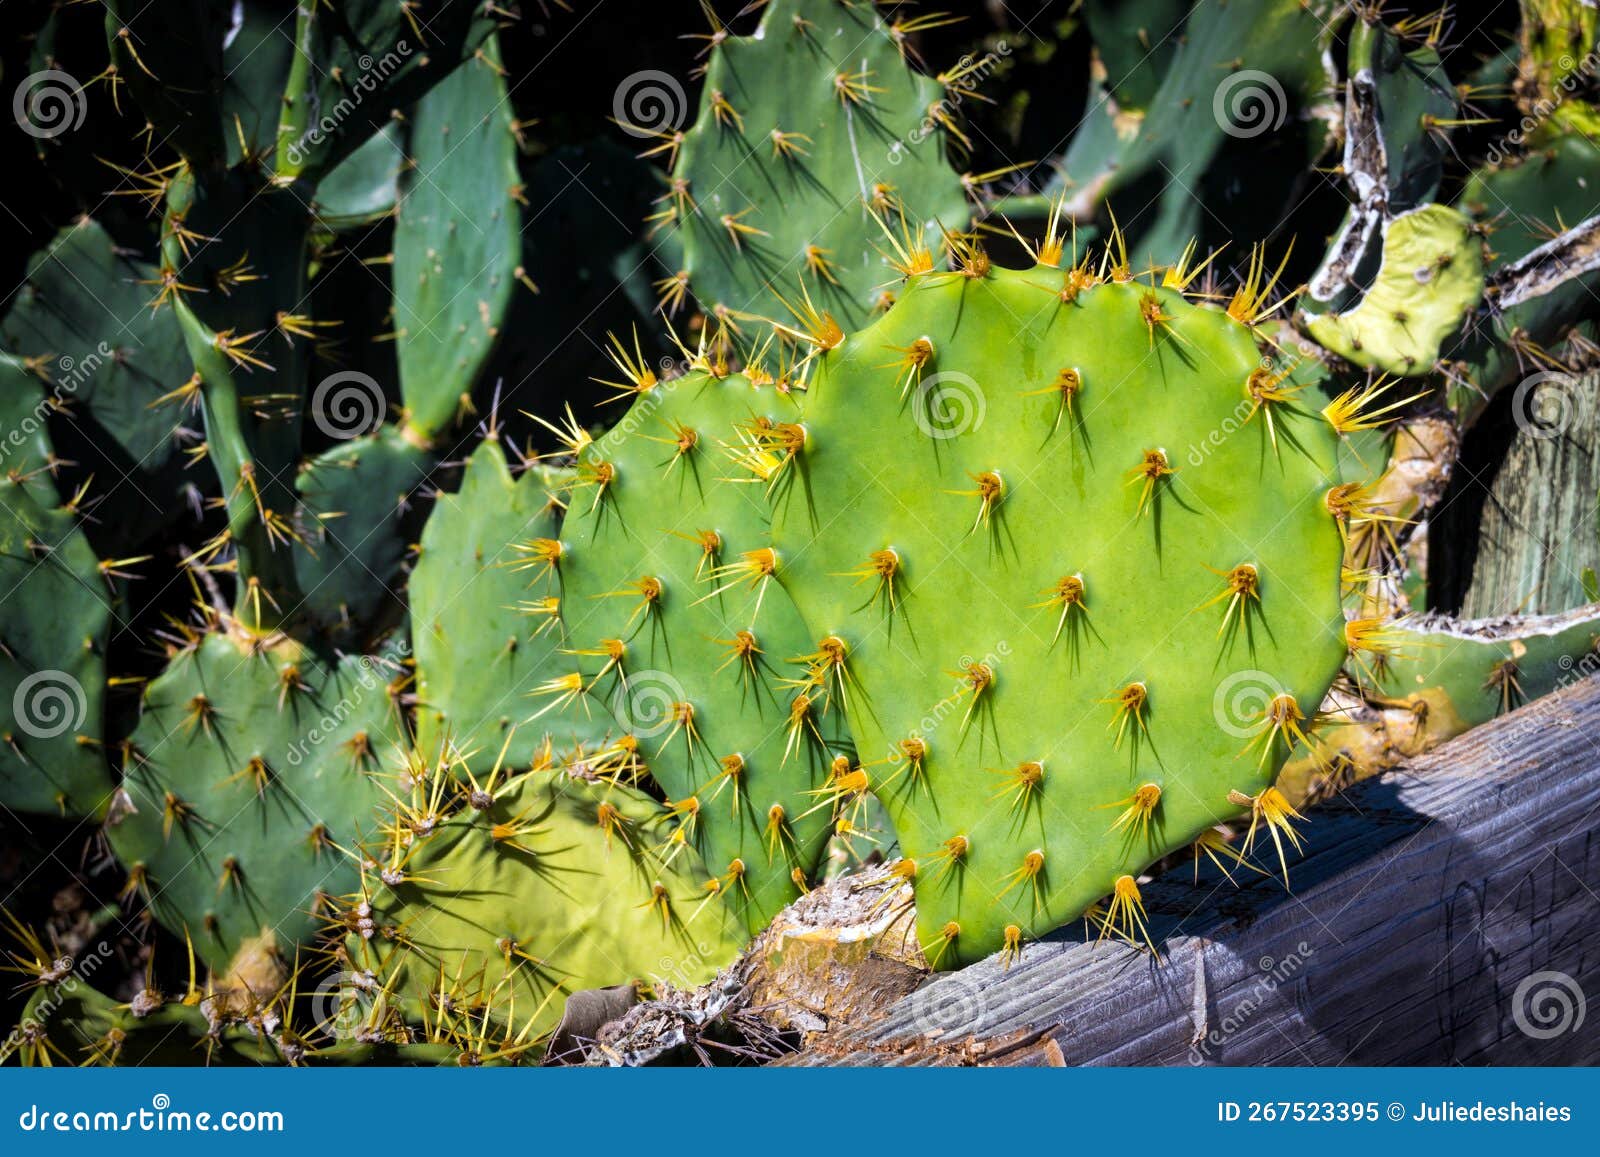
[770,264,1351,966]
[663,0,967,327]
[394,35,522,441]
[1282,606,1600,801]
[559,368,851,931]
[1,219,195,552]
[108,634,403,974]
[293,426,433,643]
[5,981,282,1067]
[1302,204,1485,375]
[0,410,115,819]
[314,125,404,232]
[411,439,609,771]
[343,771,744,1043]
[275,0,496,182]
[104,1,227,173]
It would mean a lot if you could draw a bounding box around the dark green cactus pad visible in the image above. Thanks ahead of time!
[5,981,283,1067]
[276,0,496,183]
[107,634,403,974]
[0,372,116,819]
[1,219,196,553]
[104,0,228,173]
[664,0,967,327]
[293,426,433,644]
[313,125,404,232]
[393,34,522,442]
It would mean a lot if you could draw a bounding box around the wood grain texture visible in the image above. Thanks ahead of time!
[789,675,1600,1066]
[1463,371,1599,617]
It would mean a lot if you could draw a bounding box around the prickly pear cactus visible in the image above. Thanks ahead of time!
[0,361,117,819]
[107,635,404,975]
[1281,606,1600,803]
[5,981,282,1067]
[557,358,851,931]
[339,771,744,1040]
[411,438,611,772]
[1301,203,1485,374]
[770,258,1354,966]
[657,0,967,326]
[393,36,523,442]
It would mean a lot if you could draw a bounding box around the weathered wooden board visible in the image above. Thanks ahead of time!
[790,676,1600,1066]
[1463,371,1599,617]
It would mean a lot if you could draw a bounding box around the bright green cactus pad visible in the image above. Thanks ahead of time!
[108,634,403,974]
[1302,203,1485,374]
[411,439,609,771]
[664,0,967,326]
[558,369,851,931]
[0,439,115,819]
[344,771,744,1043]
[771,266,1350,966]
